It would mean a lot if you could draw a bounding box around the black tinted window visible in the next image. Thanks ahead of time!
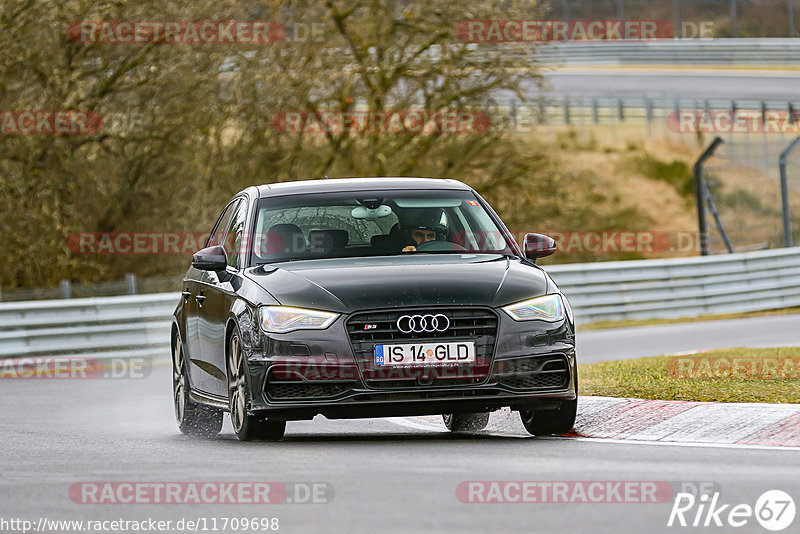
[251,190,514,263]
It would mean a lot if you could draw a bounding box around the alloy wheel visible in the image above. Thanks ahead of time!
[229,333,247,434]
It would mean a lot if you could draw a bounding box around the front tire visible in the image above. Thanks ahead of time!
[442,412,490,432]
[228,328,286,442]
[173,333,223,438]
[519,368,578,436]
[519,401,577,436]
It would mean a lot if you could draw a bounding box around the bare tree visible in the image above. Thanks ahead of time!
[0,0,551,287]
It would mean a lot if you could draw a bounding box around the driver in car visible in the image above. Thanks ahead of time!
[401,209,449,252]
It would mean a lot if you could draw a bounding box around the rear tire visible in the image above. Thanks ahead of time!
[173,333,223,438]
[228,328,286,442]
[442,412,490,432]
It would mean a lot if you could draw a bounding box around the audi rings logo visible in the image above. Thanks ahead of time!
[396,314,450,334]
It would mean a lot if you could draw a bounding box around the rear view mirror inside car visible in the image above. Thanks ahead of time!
[351,205,393,220]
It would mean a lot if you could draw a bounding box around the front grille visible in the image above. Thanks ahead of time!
[503,373,567,389]
[497,358,539,374]
[496,355,570,391]
[368,377,483,389]
[346,307,499,388]
[357,388,503,402]
[266,382,350,400]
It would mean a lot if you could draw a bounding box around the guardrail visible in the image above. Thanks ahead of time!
[1,246,799,361]
[547,246,800,323]
[0,293,178,362]
[536,38,800,66]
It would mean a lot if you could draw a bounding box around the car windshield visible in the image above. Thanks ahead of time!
[250,190,516,264]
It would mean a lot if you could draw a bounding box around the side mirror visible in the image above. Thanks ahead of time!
[523,233,557,261]
[192,245,228,271]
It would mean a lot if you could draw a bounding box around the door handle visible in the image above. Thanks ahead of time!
[195,292,206,307]
[181,290,191,303]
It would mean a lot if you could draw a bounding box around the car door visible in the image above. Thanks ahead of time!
[197,197,247,397]
[187,200,238,395]
[181,273,201,374]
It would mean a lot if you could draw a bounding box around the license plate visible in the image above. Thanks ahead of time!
[374,342,475,367]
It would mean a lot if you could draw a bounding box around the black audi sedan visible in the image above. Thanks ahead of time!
[171,178,577,441]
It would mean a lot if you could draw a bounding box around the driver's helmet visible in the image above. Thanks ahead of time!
[402,208,449,243]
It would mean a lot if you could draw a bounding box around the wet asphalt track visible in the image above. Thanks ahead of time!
[578,313,800,362]
[2,316,799,534]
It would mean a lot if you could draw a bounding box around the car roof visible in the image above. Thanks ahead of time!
[255,177,472,198]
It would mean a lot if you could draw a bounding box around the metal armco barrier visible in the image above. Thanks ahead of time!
[535,38,800,66]
[547,246,800,323]
[1,246,799,361]
[0,293,178,361]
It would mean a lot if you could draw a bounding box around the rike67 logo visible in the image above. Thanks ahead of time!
[668,490,795,531]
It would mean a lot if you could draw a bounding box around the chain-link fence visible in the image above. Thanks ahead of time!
[695,137,800,254]
[493,96,800,137]
[487,95,800,256]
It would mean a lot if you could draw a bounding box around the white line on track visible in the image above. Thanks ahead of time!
[385,417,447,432]
[385,416,530,438]
[384,416,800,449]
[542,435,800,452]
[663,349,705,357]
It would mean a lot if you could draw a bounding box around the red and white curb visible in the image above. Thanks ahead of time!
[388,397,800,448]
[573,396,800,447]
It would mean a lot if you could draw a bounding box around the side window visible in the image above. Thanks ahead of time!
[225,201,248,268]
[207,200,238,249]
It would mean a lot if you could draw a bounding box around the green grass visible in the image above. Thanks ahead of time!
[579,348,800,403]
[578,307,800,331]
[625,152,693,197]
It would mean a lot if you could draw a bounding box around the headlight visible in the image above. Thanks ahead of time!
[502,294,565,322]
[562,294,574,324]
[259,306,339,334]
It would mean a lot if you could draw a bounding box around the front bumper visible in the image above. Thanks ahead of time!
[250,388,575,421]
[243,307,576,421]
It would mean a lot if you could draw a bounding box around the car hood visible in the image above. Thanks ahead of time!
[244,254,550,313]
